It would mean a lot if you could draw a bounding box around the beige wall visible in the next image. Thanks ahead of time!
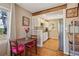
[0,3,11,10]
[48,20,59,39]
[15,4,32,38]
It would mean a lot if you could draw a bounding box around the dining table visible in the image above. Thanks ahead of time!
[16,37,37,56]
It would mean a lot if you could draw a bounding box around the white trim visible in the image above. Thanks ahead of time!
[63,9,66,54]
[64,52,69,55]
[72,21,75,56]
[37,44,43,47]
[6,3,12,56]
[6,11,11,40]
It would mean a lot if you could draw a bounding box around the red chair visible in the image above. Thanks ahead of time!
[10,40,25,56]
[25,35,37,56]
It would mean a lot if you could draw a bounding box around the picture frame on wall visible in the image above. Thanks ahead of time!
[66,7,78,18]
[22,16,30,33]
[22,16,30,26]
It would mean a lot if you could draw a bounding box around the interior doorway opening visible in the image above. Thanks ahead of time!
[32,10,64,53]
[42,18,63,52]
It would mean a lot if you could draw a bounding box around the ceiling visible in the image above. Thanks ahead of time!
[17,3,64,13]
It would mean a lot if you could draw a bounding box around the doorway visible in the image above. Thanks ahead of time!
[43,19,59,51]
[31,10,65,56]
[39,10,64,52]
[43,19,64,52]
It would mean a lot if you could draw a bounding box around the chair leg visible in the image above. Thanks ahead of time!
[20,54,22,56]
[29,48,32,56]
[10,51,12,56]
[35,45,37,54]
[14,53,17,56]
[25,47,29,56]
[35,40,37,55]
[36,47,37,54]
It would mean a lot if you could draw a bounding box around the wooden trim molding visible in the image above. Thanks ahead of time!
[32,4,67,16]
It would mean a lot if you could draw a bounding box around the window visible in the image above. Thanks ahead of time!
[0,9,8,36]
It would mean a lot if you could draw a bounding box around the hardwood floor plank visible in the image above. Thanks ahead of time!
[26,39,65,56]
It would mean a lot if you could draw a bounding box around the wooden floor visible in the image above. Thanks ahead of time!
[27,39,65,56]
[44,39,59,50]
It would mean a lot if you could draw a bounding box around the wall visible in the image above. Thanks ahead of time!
[48,20,59,39]
[15,4,32,38]
[31,16,49,34]
[64,3,78,55]
[0,3,11,10]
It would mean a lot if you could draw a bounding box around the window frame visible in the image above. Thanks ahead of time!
[0,6,11,40]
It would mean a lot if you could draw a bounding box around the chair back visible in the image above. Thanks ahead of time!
[9,40,18,53]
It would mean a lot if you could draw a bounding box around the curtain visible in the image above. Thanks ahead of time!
[7,3,16,56]
[0,40,8,55]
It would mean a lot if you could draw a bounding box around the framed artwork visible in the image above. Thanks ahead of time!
[22,16,30,33]
[66,7,78,18]
[22,16,30,26]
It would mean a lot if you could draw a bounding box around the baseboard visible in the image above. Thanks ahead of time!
[37,44,43,47]
[64,52,69,56]
[48,38,52,39]
[48,38,58,40]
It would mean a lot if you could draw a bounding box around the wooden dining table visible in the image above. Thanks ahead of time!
[16,37,37,55]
